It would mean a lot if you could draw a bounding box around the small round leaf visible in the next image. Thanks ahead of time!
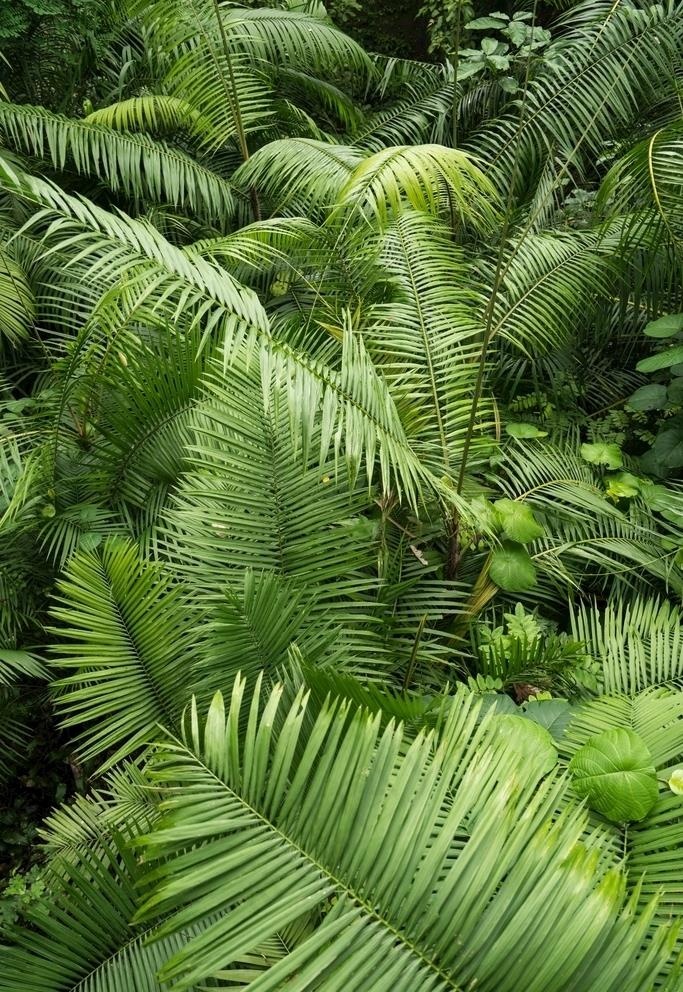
[668,769,683,795]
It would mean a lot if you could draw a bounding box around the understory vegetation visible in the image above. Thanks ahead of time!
[1,0,683,988]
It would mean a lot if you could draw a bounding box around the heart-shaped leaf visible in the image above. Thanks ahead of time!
[493,499,545,543]
[627,384,667,411]
[569,727,658,823]
[491,714,558,774]
[466,15,508,29]
[505,422,548,438]
[604,471,641,500]
[520,698,573,740]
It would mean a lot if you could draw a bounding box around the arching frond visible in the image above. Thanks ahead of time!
[0,828,222,992]
[468,1,683,200]
[337,143,499,229]
[0,243,33,348]
[85,94,202,134]
[560,688,683,953]
[130,678,677,992]
[49,538,197,768]
[489,229,618,357]
[233,138,362,218]
[0,101,235,221]
[598,119,683,256]
[364,210,490,475]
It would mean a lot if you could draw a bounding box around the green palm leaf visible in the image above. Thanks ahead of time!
[0,102,235,222]
[129,676,677,991]
[570,593,683,694]
[0,243,34,348]
[336,143,499,229]
[365,210,490,475]
[49,537,196,768]
[468,0,683,199]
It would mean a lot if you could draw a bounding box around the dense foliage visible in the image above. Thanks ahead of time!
[1,0,683,988]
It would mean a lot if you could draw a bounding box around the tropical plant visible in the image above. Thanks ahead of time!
[1,0,683,986]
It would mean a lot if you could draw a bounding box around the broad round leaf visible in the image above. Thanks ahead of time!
[643,426,683,472]
[489,542,537,592]
[466,15,509,28]
[491,713,558,774]
[637,346,683,373]
[627,384,667,411]
[521,698,573,740]
[643,313,683,338]
[580,442,623,469]
[505,422,548,438]
[569,727,658,823]
[604,471,641,500]
[493,499,545,543]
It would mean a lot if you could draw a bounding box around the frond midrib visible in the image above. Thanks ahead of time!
[162,743,462,989]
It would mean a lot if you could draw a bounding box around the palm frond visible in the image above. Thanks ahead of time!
[336,143,499,230]
[0,101,235,222]
[131,676,677,992]
[0,242,34,349]
[233,139,362,219]
[49,537,197,768]
[365,210,491,476]
[570,593,683,694]
[468,0,683,200]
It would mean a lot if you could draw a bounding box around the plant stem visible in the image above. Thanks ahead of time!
[209,0,261,220]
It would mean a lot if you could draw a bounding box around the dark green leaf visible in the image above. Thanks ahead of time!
[637,346,683,373]
[627,384,667,410]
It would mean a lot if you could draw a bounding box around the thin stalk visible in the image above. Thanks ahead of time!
[450,5,463,149]
[208,0,261,219]
[454,0,539,496]
[210,0,249,163]
[455,14,642,496]
[403,614,428,691]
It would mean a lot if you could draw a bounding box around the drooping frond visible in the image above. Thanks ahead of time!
[598,119,683,256]
[84,94,202,135]
[49,538,197,768]
[560,688,683,952]
[233,139,362,218]
[468,1,683,200]
[336,143,499,230]
[0,101,235,222]
[364,210,490,475]
[0,241,34,348]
